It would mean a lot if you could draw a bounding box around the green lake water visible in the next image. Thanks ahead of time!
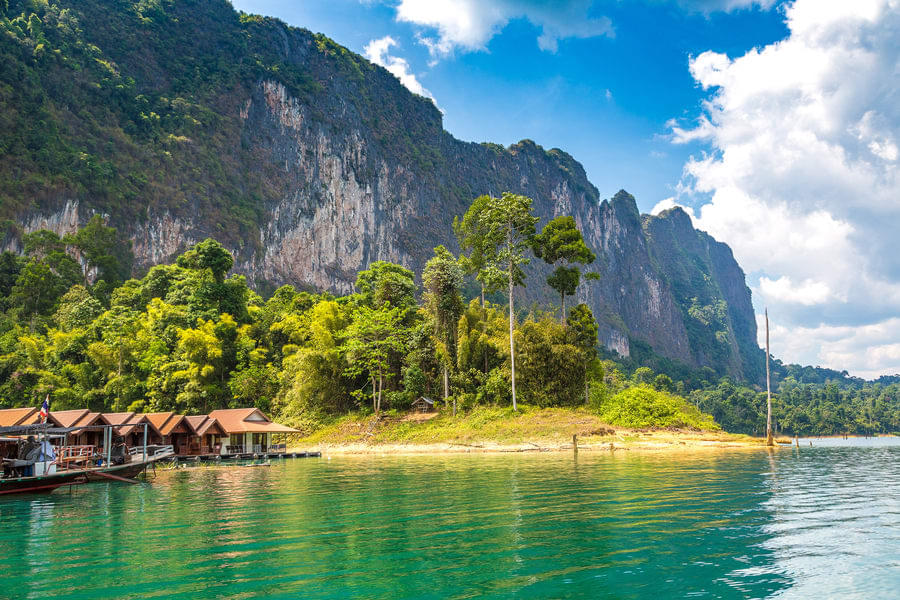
[0,438,898,599]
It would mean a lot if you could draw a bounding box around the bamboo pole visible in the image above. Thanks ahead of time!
[766,308,774,447]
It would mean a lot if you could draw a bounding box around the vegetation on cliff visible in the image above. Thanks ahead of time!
[0,204,897,438]
[0,0,766,384]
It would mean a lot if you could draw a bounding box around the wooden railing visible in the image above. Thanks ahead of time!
[56,445,96,469]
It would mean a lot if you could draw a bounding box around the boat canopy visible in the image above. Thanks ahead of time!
[0,424,115,436]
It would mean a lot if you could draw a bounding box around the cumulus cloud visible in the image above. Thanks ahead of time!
[759,276,833,306]
[363,36,438,104]
[761,315,900,380]
[670,0,900,376]
[394,0,613,58]
[651,197,696,218]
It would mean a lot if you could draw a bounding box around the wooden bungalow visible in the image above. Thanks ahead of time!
[411,397,435,413]
[183,415,227,456]
[145,412,192,453]
[0,407,41,427]
[208,408,298,454]
[117,414,164,447]
[49,409,104,447]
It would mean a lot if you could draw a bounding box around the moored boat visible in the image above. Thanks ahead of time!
[1,424,175,496]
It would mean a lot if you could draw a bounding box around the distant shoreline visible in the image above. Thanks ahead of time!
[299,436,768,455]
[285,407,900,456]
[799,434,898,439]
[291,421,776,456]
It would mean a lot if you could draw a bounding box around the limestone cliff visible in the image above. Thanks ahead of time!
[0,0,763,380]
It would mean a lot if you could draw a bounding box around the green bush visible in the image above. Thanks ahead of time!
[594,384,719,430]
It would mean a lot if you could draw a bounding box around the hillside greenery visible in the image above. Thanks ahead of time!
[0,212,897,437]
[0,1,895,435]
[0,0,770,387]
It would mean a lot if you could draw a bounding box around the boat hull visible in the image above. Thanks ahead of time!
[83,459,157,481]
[0,454,172,496]
[0,470,87,496]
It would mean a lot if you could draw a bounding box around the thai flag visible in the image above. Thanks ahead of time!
[39,395,50,423]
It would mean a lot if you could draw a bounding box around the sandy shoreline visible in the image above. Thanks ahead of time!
[293,430,778,455]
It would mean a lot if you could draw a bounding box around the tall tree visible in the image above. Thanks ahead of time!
[65,215,134,287]
[533,216,596,321]
[22,230,65,260]
[454,194,500,307]
[341,305,407,415]
[176,238,234,283]
[355,261,416,311]
[567,303,600,404]
[478,192,539,411]
[0,251,22,307]
[422,245,465,414]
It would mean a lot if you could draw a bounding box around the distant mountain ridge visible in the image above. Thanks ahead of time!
[0,0,764,381]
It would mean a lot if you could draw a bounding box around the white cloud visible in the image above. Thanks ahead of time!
[759,276,833,306]
[363,36,438,105]
[675,0,777,13]
[394,0,613,58]
[650,197,695,218]
[671,0,900,377]
[761,315,900,379]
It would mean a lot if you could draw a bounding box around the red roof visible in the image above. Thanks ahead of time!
[117,414,159,437]
[208,408,297,434]
[133,413,189,436]
[49,409,90,428]
[101,412,136,426]
[160,415,189,436]
[0,407,40,427]
[69,412,103,436]
[184,415,226,436]
[145,412,175,432]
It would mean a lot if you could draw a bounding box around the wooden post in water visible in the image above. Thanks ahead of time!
[766,309,774,447]
[573,434,578,455]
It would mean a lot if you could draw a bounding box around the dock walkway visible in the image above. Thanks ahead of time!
[175,451,321,462]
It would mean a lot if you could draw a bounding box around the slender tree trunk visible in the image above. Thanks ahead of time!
[377,373,383,415]
[766,308,774,446]
[480,282,489,373]
[508,228,517,412]
[561,292,566,323]
[444,365,452,414]
[443,365,449,401]
[372,377,377,413]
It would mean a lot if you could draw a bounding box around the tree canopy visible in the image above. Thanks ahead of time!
[0,205,893,439]
[534,216,595,320]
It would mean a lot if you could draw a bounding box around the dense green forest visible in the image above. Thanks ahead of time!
[0,0,444,242]
[0,193,897,437]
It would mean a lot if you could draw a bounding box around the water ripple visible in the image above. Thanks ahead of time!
[0,439,897,599]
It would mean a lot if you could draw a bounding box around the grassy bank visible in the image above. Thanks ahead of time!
[287,405,769,453]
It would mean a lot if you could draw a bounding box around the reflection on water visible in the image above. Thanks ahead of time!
[0,439,897,599]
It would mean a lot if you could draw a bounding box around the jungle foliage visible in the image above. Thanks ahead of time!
[0,215,896,437]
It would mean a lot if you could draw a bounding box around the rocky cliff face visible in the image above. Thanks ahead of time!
[0,0,763,381]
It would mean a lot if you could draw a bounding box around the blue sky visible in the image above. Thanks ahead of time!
[233,0,788,212]
[232,1,900,377]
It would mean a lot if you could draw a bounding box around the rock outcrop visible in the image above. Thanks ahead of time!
[0,0,764,380]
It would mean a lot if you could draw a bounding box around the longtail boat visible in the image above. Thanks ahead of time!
[0,423,174,496]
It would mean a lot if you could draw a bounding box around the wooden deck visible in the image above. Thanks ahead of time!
[175,451,321,461]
